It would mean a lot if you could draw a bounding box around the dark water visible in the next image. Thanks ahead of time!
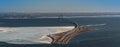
[0,17,120,47]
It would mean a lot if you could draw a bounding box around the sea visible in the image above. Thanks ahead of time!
[0,16,120,47]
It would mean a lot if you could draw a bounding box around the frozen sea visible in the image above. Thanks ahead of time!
[0,16,120,47]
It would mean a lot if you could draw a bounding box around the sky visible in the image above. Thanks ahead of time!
[0,0,120,13]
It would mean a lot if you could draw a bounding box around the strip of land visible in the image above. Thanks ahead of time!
[47,25,93,44]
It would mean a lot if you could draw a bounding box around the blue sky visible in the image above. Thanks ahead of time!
[0,0,120,13]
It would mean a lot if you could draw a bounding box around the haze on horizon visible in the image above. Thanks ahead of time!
[0,0,120,13]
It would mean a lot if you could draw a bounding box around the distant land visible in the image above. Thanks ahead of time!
[0,12,120,19]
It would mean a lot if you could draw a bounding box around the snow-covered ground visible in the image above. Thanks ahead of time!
[0,26,74,44]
